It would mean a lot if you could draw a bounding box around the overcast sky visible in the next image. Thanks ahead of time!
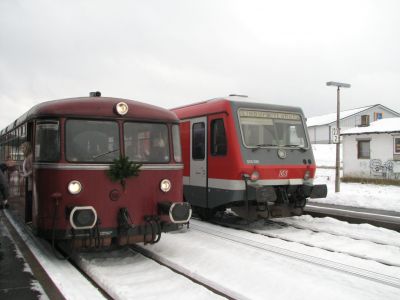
[1,0,399,129]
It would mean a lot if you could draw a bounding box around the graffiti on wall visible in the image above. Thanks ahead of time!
[369,159,400,179]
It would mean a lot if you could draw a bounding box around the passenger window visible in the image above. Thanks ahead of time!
[66,120,119,162]
[192,122,205,160]
[124,122,170,163]
[172,124,182,162]
[211,119,227,156]
[35,121,60,162]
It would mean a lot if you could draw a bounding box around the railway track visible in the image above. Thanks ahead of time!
[208,213,400,267]
[3,210,226,300]
[273,217,400,247]
[72,246,227,300]
[190,219,400,290]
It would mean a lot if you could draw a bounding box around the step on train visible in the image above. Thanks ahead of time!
[0,92,191,249]
[172,95,327,220]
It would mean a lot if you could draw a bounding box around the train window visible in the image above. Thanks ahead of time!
[172,124,182,162]
[35,121,60,162]
[211,119,227,156]
[192,122,205,160]
[124,122,170,163]
[66,120,119,163]
[238,109,307,148]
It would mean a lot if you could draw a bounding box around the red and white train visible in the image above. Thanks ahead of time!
[0,92,191,248]
[172,95,327,220]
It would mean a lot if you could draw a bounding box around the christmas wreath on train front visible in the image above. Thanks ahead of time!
[107,156,142,190]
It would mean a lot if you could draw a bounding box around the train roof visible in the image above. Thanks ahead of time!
[172,96,304,120]
[1,96,179,134]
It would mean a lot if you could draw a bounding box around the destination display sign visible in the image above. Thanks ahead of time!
[239,110,301,121]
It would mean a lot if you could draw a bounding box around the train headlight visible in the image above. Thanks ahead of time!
[68,180,82,195]
[277,148,287,159]
[115,102,129,116]
[160,179,171,193]
[304,170,311,180]
[250,171,260,182]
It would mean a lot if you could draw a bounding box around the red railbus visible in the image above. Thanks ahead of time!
[0,93,191,248]
[172,96,327,220]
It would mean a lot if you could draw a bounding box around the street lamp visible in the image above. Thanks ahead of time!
[326,81,351,193]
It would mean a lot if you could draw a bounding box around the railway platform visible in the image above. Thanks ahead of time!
[0,210,45,299]
[305,201,400,231]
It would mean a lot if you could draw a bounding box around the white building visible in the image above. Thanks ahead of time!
[341,118,400,180]
[307,104,400,144]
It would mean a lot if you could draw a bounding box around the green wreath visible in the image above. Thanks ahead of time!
[107,156,142,190]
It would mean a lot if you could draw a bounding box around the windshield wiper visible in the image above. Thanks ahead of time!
[252,143,277,152]
[279,144,307,152]
[93,149,120,159]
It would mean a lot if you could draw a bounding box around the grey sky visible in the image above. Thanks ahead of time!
[1,0,399,129]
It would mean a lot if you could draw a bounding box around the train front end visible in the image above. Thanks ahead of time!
[32,97,191,249]
[230,102,327,219]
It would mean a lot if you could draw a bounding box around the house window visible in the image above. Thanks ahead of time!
[357,140,370,159]
[360,115,370,126]
[394,137,400,154]
[374,112,383,121]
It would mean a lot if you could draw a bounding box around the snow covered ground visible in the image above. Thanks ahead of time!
[70,217,400,300]
[142,220,400,300]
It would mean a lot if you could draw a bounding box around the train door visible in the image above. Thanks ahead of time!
[24,122,34,223]
[189,117,207,208]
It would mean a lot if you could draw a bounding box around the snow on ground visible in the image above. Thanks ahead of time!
[312,144,400,212]
[77,248,224,300]
[144,221,400,300]
[256,217,400,266]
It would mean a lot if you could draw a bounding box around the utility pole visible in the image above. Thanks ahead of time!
[326,81,351,193]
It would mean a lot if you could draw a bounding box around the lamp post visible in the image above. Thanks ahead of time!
[326,81,351,193]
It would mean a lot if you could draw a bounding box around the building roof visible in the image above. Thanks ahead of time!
[341,118,400,135]
[306,105,374,127]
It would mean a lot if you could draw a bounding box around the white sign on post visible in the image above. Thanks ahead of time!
[331,127,340,144]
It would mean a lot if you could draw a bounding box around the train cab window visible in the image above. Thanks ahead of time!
[66,120,119,162]
[238,109,307,148]
[211,119,227,156]
[35,121,60,162]
[124,122,170,163]
[192,122,205,160]
[172,124,182,162]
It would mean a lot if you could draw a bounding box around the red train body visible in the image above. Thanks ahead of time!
[0,94,191,248]
[172,96,327,219]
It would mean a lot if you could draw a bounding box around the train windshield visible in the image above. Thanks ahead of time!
[238,109,308,148]
[124,122,170,163]
[66,120,120,162]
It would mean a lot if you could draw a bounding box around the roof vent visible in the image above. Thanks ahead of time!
[229,94,248,98]
[89,91,101,97]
